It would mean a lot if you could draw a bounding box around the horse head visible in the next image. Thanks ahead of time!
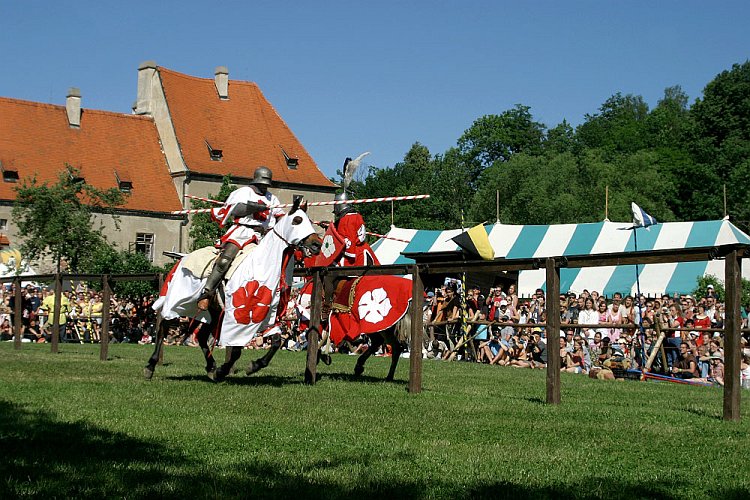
[278,196,322,257]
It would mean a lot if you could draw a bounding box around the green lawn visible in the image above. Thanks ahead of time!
[0,342,748,499]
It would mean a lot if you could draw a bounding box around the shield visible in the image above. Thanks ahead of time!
[314,224,345,267]
[328,275,412,345]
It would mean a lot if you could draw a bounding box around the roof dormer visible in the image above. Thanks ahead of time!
[280,145,298,169]
[114,170,133,193]
[205,140,223,161]
[1,161,19,183]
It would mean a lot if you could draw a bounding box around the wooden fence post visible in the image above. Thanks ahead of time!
[157,273,164,365]
[304,269,323,385]
[408,265,424,394]
[13,277,22,350]
[100,275,111,361]
[723,249,742,421]
[50,273,62,353]
[545,258,561,405]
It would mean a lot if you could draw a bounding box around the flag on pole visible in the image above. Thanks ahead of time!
[631,203,658,229]
[451,224,495,260]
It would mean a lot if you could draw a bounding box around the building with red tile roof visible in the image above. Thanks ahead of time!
[0,93,183,268]
[133,63,337,249]
[0,62,337,269]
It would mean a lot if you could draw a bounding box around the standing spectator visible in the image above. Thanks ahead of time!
[693,304,711,330]
[486,287,505,323]
[40,289,71,342]
[596,301,609,338]
[579,298,598,340]
[563,292,579,324]
[607,296,624,341]
[505,283,519,312]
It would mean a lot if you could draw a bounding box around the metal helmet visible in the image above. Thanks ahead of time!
[251,166,273,187]
[333,192,352,219]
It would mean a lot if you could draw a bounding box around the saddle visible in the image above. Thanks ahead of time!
[331,277,362,313]
[180,243,258,282]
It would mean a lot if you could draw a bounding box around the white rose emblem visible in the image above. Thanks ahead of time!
[321,234,336,258]
[358,288,392,323]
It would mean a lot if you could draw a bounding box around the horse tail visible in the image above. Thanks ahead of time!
[395,304,412,345]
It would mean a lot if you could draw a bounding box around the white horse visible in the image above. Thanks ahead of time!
[144,198,321,381]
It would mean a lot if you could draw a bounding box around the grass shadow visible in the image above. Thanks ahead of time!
[0,400,188,498]
[321,372,408,386]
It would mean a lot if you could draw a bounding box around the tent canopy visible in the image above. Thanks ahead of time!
[372,219,750,297]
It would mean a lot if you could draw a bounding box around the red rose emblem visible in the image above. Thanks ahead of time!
[232,280,273,324]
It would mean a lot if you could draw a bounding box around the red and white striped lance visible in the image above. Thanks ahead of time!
[314,221,411,243]
[185,194,222,205]
[171,193,430,215]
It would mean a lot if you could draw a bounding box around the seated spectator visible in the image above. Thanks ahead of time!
[23,319,45,343]
[671,342,698,379]
[741,353,750,389]
[707,354,724,386]
[0,318,11,341]
[595,336,613,367]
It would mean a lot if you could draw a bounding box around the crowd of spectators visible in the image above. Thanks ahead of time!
[0,284,158,345]
[421,280,750,387]
[5,279,750,388]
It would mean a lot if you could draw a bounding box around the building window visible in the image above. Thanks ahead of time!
[280,145,298,169]
[0,161,18,183]
[206,140,223,161]
[114,170,133,193]
[0,219,6,230]
[134,233,154,262]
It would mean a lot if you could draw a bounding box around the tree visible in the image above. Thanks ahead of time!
[12,164,125,273]
[469,149,676,225]
[81,244,163,297]
[457,104,546,181]
[690,62,750,230]
[576,92,650,155]
[188,175,236,251]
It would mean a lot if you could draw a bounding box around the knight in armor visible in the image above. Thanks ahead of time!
[333,192,380,267]
[197,166,284,310]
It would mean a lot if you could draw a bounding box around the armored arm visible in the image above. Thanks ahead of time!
[229,201,268,218]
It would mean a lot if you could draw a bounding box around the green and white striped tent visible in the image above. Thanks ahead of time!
[372,219,750,297]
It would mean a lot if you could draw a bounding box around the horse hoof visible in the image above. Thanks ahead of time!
[320,353,332,366]
[354,364,364,376]
[246,361,262,376]
[144,366,154,380]
[209,367,227,383]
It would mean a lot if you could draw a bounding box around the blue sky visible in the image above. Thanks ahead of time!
[2,1,748,180]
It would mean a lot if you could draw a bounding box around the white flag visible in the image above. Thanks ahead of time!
[631,202,658,228]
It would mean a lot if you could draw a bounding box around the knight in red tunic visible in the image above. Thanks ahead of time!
[332,192,380,267]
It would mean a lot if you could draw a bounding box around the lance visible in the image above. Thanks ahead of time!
[314,221,411,243]
[185,194,222,205]
[171,193,430,215]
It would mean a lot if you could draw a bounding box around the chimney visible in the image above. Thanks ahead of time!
[66,87,81,128]
[215,66,229,99]
[135,60,157,115]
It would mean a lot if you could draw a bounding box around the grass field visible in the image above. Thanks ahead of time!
[1,342,748,499]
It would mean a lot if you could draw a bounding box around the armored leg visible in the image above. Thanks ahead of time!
[197,243,239,310]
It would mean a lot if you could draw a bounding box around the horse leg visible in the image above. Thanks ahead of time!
[246,333,282,375]
[354,333,384,377]
[144,319,168,380]
[210,345,242,382]
[384,328,402,382]
[196,323,216,375]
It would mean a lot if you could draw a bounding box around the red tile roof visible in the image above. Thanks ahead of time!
[158,67,336,188]
[0,97,181,213]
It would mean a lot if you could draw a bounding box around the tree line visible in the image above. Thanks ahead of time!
[353,61,750,236]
